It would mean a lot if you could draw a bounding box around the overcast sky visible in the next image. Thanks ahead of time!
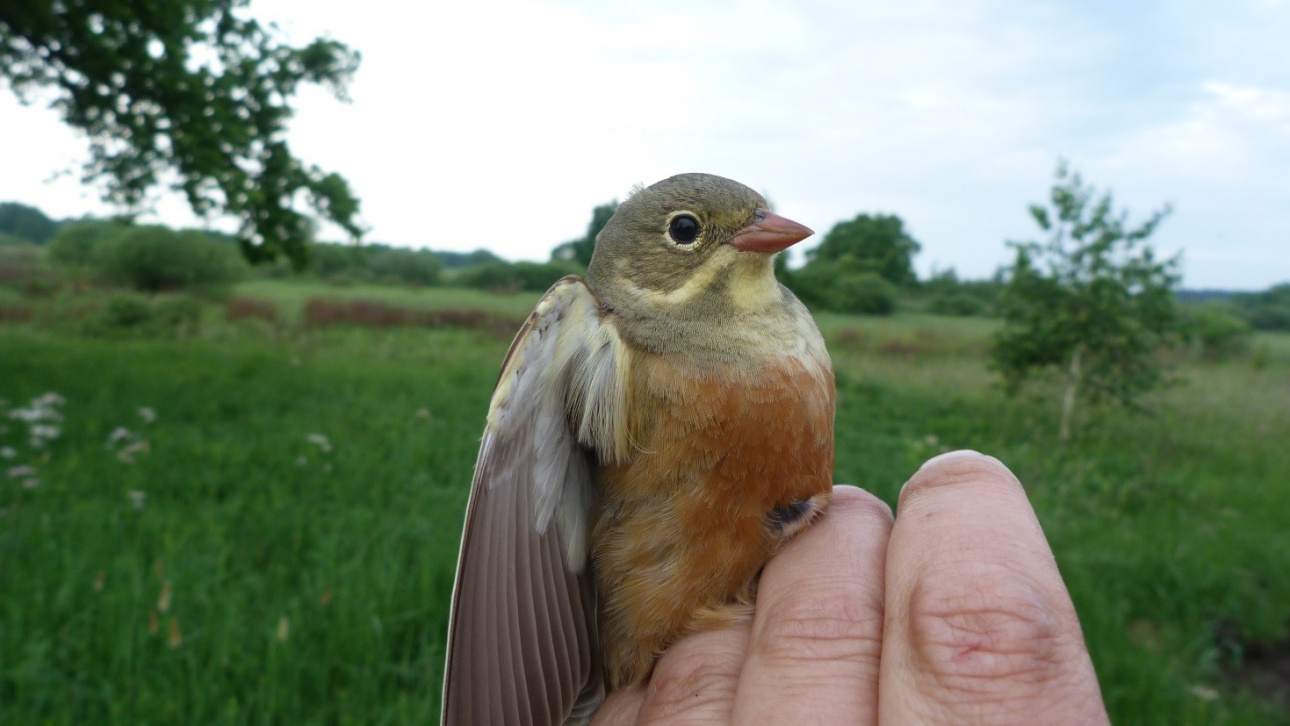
[2,0,1288,289]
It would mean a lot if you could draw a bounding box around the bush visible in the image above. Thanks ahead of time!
[786,264,896,315]
[367,247,442,286]
[457,260,582,293]
[308,242,443,286]
[929,293,984,317]
[1230,283,1290,332]
[85,293,203,338]
[48,220,129,267]
[0,244,59,297]
[1245,305,1290,332]
[91,226,245,292]
[1180,302,1253,360]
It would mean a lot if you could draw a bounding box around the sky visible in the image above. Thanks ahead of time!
[2,0,1288,290]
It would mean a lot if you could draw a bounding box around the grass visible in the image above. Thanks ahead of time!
[2,279,1290,723]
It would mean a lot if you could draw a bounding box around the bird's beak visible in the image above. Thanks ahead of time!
[728,209,814,253]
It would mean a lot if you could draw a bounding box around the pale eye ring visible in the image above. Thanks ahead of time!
[667,214,700,245]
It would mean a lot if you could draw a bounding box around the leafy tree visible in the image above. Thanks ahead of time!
[806,213,921,286]
[0,201,58,243]
[552,201,618,267]
[0,0,362,267]
[991,162,1180,443]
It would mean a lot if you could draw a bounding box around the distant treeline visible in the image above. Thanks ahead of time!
[3,199,1288,330]
[0,201,585,296]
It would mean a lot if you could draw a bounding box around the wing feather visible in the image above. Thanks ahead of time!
[442,277,629,725]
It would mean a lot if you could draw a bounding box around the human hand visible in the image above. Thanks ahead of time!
[593,451,1109,725]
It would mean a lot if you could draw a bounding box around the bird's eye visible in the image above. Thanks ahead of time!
[668,214,700,245]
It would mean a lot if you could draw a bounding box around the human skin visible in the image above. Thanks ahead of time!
[592,450,1110,725]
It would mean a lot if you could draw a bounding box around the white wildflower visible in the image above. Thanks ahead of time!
[117,439,150,463]
[305,434,332,453]
[1188,685,1219,701]
[30,424,61,441]
[8,392,65,423]
[22,478,39,489]
[415,408,432,419]
[6,465,36,478]
[106,427,133,446]
[138,407,157,423]
[129,490,147,510]
[0,447,14,459]
[36,392,65,407]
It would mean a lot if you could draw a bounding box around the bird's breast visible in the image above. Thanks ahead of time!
[590,345,835,686]
[606,349,834,505]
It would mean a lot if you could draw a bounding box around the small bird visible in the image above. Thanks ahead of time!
[442,173,835,725]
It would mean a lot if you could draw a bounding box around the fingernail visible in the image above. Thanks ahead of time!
[918,449,985,473]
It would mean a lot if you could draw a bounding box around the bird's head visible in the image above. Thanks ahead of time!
[586,173,813,320]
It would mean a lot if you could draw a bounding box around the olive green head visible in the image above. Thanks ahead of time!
[587,173,811,320]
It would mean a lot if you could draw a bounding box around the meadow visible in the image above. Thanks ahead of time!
[2,278,1289,724]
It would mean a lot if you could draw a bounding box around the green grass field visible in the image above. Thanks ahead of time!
[3,279,1289,723]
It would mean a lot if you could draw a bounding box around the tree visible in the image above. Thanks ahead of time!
[991,162,1180,443]
[0,201,58,243]
[805,213,921,286]
[552,200,618,267]
[0,0,362,268]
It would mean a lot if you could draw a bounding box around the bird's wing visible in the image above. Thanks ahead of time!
[442,276,633,726]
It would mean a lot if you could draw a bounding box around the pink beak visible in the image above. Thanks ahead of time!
[728,209,814,253]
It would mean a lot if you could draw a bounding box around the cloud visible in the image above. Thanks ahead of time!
[0,0,1286,288]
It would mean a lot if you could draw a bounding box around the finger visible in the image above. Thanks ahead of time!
[631,622,750,724]
[732,486,893,725]
[879,451,1108,725]
[592,686,644,726]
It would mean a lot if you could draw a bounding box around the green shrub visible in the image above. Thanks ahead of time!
[91,226,245,292]
[1180,302,1253,360]
[786,264,896,315]
[308,242,443,286]
[367,247,442,286]
[48,220,129,267]
[1244,304,1290,332]
[85,293,203,338]
[100,295,153,328]
[1230,283,1290,332]
[458,260,581,293]
[930,293,984,317]
[833,271,897,315]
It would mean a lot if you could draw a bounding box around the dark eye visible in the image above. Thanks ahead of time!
[668,214,700,245]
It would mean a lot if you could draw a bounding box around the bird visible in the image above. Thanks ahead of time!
[442,173,835,725]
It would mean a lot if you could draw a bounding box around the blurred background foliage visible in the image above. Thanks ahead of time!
[2,3,1289,723]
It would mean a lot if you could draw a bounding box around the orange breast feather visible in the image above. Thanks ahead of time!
[591,350,835,687]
